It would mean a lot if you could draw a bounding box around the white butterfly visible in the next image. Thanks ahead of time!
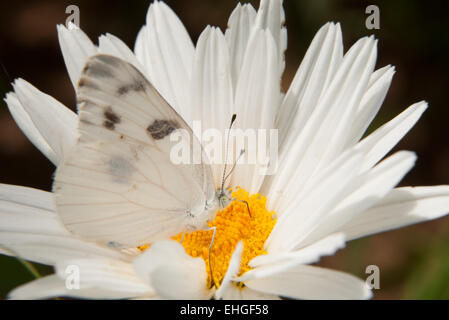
[53,54,232,249]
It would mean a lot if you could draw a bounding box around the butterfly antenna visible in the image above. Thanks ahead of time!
[221,114,237,192]
[222,149,250,217]
[0,60,12,87]
[206,226,217,288]
[223,149,245,184]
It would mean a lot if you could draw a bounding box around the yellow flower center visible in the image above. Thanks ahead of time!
[139,188,277,288]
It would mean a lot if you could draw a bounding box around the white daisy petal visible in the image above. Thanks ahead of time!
[0,184,68,236]
[190,25,234,123]
[234,29,280,131]
[55,258,152,296]
[277,22,343,147]
[57,23,97,88]
[0,233,126,266]
[4,93,58,165]
[266,36,377,211]
[133,26,149,74]
[0,185,125,265]
[190,26,234,185]
[133,240,210,300]
[225,3,257,87]
[357,101,427,171]
[7,79,77,166]
[232,28,280,193]
[345,65,395,147]
[98,33,141,69]
[254,0,286,75]
[248,233,345,269]
[0,184,54,211]
[9,275,68,300]
[8,274,147,300]
[335,150,417,216]
[215,241,243,300]
[266,149,363,252]
[238,235,346,283]
[135,1,194,117]
[340,186,449,241]
[298,150,416,247]
[244,265,372,300]
[11,80,77,159]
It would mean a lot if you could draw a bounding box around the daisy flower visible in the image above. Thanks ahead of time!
[3,0,449,300]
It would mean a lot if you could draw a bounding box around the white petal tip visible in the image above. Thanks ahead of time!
[67,21,79,30]
[363,286,374,300]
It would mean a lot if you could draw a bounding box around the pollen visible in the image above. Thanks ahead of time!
[171,187,277,288]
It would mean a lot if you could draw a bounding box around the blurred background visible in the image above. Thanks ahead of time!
[0,0,449,299]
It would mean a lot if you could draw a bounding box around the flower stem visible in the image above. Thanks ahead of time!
[16,257,41,279]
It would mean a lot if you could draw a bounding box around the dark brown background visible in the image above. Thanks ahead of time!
[0,0,448,299]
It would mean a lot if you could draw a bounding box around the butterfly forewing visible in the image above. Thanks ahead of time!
[53,54,215,248]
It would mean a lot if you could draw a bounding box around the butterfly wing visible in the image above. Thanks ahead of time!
[53,54,215,248]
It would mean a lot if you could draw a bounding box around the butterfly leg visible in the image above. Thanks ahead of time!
[233,199,252,218]
[205,226,217,288]
[179,228,187,244]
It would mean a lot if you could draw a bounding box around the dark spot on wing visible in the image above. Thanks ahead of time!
[104,107,120,124]
[104,121,115,130]
[103,106,121,130]
[117,81,146,96]
[86,63,115,78]
[107,241,123,248]
[108,156,134,183]
[80,118,94,126]
[95,55,122,67]
[78,78,101,90]
[147,119,179,140]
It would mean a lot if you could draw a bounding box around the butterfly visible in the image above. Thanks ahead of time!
[53,54,235,249]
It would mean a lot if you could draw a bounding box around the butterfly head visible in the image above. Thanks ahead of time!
[216,188,232,208]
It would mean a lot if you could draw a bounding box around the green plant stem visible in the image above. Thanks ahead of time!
[17,257,41,279]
